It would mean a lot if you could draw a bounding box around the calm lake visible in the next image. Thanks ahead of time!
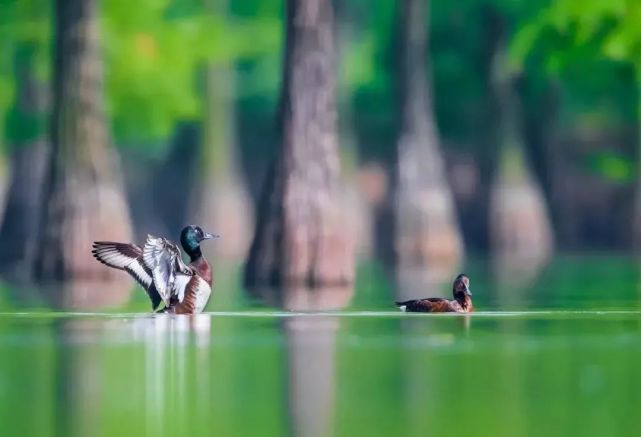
[1,255,640,436]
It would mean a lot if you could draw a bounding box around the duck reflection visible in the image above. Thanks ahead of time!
[251,285,353,437]
[52,315,212,436]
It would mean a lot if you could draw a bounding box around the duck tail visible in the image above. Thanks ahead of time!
[395,300,413,312]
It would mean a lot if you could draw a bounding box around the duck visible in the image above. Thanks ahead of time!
[395,274,473,313]
[92,225,218,314]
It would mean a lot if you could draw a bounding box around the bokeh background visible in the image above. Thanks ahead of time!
[0,0,640,309]
[2,2,641,437]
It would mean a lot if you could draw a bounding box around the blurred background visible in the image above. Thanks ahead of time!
[2,2,641,436]
[0,0,641,310]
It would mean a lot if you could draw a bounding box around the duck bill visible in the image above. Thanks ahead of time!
[465,287,472,297]
[203,232,220,240]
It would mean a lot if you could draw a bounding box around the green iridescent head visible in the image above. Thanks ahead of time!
[180,225,218,253]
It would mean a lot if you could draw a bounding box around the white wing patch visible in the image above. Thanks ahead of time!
[125,260,153,289]
[192,277,212,313]
[173,274,192,304]
[92,242,153,290]
[142,235,194,306]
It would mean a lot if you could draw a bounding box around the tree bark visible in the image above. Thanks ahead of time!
[191,63,253,261]
[244,0,354,288]
[189,0,253,261]
[487,13,554,260]
[632,68,641,250]
[0,42,48,276]
[34,0,132,290]
[392,0,463,275]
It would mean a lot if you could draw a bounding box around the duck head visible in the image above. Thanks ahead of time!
[180,225,219,259]
[452,273,472,301]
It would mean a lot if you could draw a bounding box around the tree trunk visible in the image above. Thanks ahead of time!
[632,68,641,250]
[487,14,553,260]
[244,0,354,288]
[0,42,48,277]
[34,0,132,292]
[190,0,253,261]
[152,122,200,236]
[191,63,253,261]
[392,0,463,276]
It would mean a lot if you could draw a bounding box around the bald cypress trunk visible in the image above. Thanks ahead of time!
[487,13,553,260]
[34,0,132,291]
[188,0,253,261]
[392,0,463,274]
[632,70,641,251]
[245,0,354,288]
[0,43,48,276]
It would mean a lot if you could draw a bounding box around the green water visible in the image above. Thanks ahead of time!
[1,256,640,436]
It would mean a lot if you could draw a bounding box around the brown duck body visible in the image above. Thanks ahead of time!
[396,297,473,313]
[167,256,213,314]
[396,274,474,313]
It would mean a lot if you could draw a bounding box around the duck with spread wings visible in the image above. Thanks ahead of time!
[92,225,218,314]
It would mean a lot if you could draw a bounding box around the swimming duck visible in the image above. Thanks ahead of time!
[395,274,473,313]
[92,225,218,314]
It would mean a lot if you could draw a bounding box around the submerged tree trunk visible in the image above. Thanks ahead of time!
[0,42,48,276]
[244,0,354,287]
[34,0,132,289]
[392,0,463,275]
[487,13,553,260]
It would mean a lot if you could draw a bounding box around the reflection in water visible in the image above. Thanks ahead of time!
[1,306,641,436]
[251,285,353,437]
[284,317,338,437]
[54,319,103,437]
[137,315,211,436]
[52,315,211,437]
[398,316,470,437]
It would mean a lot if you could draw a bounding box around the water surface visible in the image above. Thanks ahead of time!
[0,256,640,436]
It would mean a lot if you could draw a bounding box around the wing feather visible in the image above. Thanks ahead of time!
[92,242,152,289]
[142,235,193,306]
[92,241,166,309]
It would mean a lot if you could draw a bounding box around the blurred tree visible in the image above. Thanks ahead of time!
[33,0,132,288]
[390,0,463,275]
[245,0,354,288]
[190,0,253,261]
[487,9,554,260]
[512,0,641,249]
[0,42,47,277]
[0,0,49,277]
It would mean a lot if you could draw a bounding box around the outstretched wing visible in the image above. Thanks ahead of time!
[92,242,163,309]
[142,235,193,306]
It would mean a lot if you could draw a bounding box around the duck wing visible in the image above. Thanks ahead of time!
[92,241,162,309]
[395,298,453,312]
[142,235,194,307]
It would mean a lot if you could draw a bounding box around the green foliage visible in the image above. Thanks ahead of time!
[0,0,50,149]
[586,150,634,183]
[103,0,281,146]
[0,0,281,150]
[511,0,641,74]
